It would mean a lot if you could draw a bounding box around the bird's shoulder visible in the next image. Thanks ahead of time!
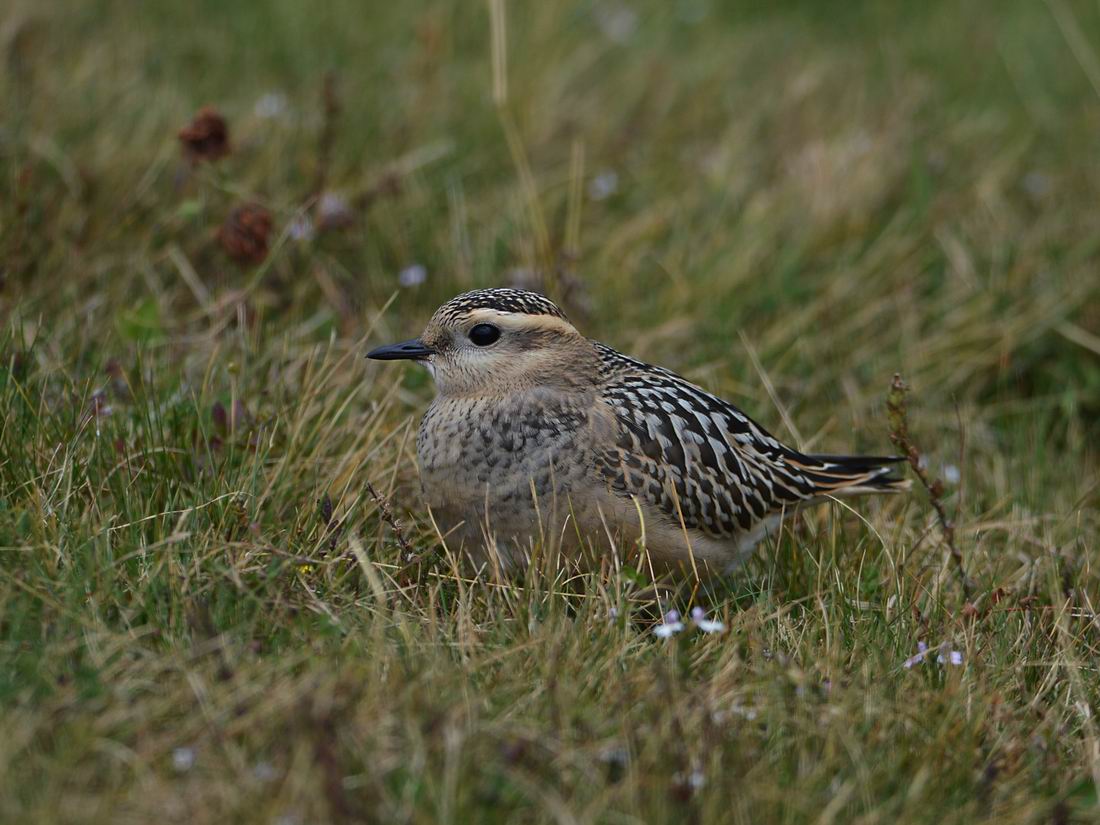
[592,341,782,458]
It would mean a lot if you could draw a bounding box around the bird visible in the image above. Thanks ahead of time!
[368,288,909,579]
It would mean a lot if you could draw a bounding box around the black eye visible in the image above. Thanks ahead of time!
[468,323,501,346]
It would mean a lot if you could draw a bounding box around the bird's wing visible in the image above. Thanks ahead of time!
[591,344,903,539]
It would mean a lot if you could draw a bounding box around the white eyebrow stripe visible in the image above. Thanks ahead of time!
[462,309,579,335]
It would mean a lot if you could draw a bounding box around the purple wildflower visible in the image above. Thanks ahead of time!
[653,610,684,638]
[690,606,726,634]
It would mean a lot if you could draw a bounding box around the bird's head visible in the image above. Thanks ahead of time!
[367,288,596,396]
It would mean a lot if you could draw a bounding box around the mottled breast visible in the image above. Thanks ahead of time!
[416,390,597,542]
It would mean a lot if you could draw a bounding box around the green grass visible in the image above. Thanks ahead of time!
[3,0,1100,822]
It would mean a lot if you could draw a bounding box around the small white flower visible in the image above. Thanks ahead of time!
[943,464,960,484]
[599,746,628,767]
[690,606,726,634]
[288,214,314,242]
[90,389,112,418]
[653,609,684,638]
[588,170,619,201]
[684,770,706,790]
[172,747,195,772]
[595,3,638,43]
[608,606,619,620]
[252,761,278,782]
[902,641,930,669]
[398,264,428,288]
[316,191,354,230]
[254,92,289,120]
[1022,171,1052,199]
[906,641,964,668]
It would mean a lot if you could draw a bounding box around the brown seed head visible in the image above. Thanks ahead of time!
[219,203,272,265]
[179,106,230,162]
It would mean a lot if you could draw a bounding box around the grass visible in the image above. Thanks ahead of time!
[2,0,1100,821]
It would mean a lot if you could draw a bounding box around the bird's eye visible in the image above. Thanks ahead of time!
[468,323,501,346]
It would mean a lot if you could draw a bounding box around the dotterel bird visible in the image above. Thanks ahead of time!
[368,288,908,577]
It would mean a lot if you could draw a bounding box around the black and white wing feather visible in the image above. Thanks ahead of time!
[592,344,907,539]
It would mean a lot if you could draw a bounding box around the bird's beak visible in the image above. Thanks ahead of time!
[366,338,435,361]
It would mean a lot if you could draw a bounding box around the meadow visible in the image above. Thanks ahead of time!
[2,0,1099,822]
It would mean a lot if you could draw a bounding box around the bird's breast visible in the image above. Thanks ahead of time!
[416,393,594,514]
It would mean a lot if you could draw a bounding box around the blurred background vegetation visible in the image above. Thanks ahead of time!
[2,0,1099,822]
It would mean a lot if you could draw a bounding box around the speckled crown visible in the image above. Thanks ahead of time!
[434,288,567,322]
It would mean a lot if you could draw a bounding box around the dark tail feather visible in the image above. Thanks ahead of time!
[796,453,911,497]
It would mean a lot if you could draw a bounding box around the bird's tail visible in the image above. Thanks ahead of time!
[792,453,911,499]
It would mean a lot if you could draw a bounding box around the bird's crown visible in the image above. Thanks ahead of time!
[432,288,567,324]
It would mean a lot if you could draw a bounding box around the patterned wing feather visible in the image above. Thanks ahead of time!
[592,344,906,539]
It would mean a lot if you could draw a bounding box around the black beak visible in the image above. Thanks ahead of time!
[366,338,434,361]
